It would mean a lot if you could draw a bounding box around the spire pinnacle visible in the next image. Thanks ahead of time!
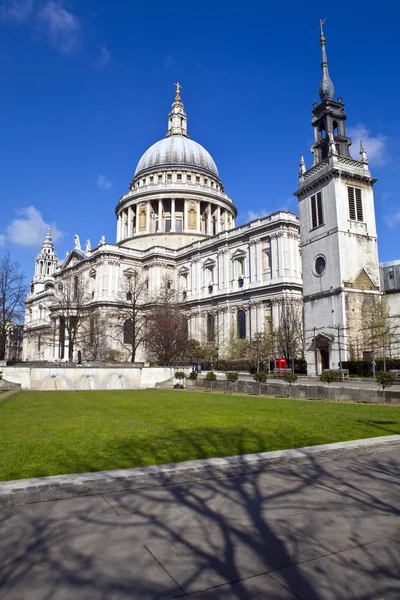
[174,81,182,101]
[166,82,189,138]
[299,154,306,180]
[47,227,51,236]
[318,19,334,101]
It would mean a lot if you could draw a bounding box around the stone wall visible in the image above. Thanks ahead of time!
[1,366,176,391]
[185,378,400,404]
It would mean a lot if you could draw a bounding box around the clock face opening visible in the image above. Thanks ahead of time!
[314,255,326,276]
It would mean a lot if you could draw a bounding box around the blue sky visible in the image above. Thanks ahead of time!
[0,0,398,280]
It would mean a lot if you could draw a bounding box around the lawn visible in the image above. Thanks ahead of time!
[0,390,399,481]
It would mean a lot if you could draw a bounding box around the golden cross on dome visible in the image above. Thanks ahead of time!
[174,81,182,100]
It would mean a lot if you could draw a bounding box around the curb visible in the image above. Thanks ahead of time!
[1,435,399,507]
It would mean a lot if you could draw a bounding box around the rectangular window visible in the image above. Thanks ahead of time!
[310,192,323,229]
[196,176,200,183]
[158,174,162,182]
[187,174,191,181]
[175,219,183,232]
[348,186,363,221]
[177,174,182,180]
[167,173,172,181]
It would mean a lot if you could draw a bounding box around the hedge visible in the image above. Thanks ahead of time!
[342,359,400,377]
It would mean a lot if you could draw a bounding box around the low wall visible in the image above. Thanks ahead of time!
[0,379,21,391]
[1,366,176,391]
[186,378,400,404]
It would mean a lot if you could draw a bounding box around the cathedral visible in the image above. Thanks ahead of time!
[22,24,398,373]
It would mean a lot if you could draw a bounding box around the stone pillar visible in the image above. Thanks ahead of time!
[127,207,133,237]
[224,249,230,290]
[196,201,201,232]
[217,206,221,234]
[171,198,176,232]
[207,204,212,235]
[146,202,151,233]
[224,210,228,232]
[184,199,188,232]
[157,200,163,232]
[278,234,285,278]
[117,214,121,242]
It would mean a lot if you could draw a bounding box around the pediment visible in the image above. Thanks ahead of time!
[344,268,378,291]
[60,249,86,270]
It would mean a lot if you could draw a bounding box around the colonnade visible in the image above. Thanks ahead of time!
[117,198,235,241]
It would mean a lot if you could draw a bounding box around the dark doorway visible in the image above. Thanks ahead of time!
[320,349,330,370]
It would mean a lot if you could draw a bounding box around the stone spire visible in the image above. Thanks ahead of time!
[298,154,306,180]
[33,228,58,281]
[318,19,334,101]
[165,82,189,138]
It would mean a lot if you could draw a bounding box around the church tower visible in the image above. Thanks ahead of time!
[31,228,58,294]
[295,22,380,376]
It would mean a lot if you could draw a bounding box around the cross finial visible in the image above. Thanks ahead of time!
[174,81,182,100]
[320,18,326,40]
[47,227,51,236]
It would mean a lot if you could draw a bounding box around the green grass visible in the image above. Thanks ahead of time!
[0,390,399,481]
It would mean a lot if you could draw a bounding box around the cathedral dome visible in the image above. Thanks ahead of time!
[135,136,218,178]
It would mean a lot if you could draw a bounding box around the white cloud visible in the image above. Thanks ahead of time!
[97,45,110,67]
[0,1,80,55]
[0,0,34,22]
[164,55,174,70]
[6,206,64,246]
[384,212,400,230]
[247,210,269,221]
[0,234,5,246]
[347,124,388,166]
[97,174,112,190]
[36,1,80,55]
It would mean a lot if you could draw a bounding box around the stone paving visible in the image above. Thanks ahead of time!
[0,438,399,599]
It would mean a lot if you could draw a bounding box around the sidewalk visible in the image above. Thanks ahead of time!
[0,436,399,598]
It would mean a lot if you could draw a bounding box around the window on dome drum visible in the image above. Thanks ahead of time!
[310,192,323,229]
[175,219,183,232]
[177,174,182,180]
[165,218,171,232]
[158,174,162,182]
[167,174,172,180]
[123,320,133,344]
[347,186,363,221]
[187,174,191,181]
[211,181,214,187]
[237,309,246,339]
[207,313,215,342]
[196,176,200,183]
[204,178,208,184]
[150,175,153,182]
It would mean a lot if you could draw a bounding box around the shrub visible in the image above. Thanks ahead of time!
[253,371,267,384]
[205,372,217,382]
[320,370,338,384]
[226,372,239,383]
[149,361,157,367]
[376,370,396,390]
[105,349,124,363]
[282,372,298,384]
[0,371,2,381]
[188,371,198,380]
[174,371,185,381]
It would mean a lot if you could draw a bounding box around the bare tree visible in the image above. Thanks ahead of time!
[49,273,91,361]
[275,300,303,369]
[145,280,188,366]
[79,311,110,361]
[112,268,150,362]
[0,253,26,360]
[362,295,400,370]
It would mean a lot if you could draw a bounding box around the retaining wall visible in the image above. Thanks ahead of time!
[186,378,400,404]
[1,366,176,391]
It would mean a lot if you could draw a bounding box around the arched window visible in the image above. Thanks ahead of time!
[237,309,246,339]
[188,208,196,230]
[123,320,133,344]
[207,313,215,343]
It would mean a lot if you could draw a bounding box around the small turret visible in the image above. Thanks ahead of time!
[31,228,58,294]
[165,82,189,138]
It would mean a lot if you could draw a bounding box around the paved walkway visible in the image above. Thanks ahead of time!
[0,444,399,599]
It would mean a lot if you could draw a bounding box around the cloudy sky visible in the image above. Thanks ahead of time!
[0,0,398,279]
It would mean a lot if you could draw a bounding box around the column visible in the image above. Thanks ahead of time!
[196,201,201,232]
[224,249,230,290]
[278,234,285,278]
[224,210,228,232]
[171,198,176,232]
[117,214,121,242]
[217,206,221,233]
[158,200,163,232]
[207,203,212,234]
[146,202,151,233]
[184,199,188,232]
[127,207,132,237]
[249,243,255,284]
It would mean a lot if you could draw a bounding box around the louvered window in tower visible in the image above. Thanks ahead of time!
[348,186,363,222]
[310,192,323,229]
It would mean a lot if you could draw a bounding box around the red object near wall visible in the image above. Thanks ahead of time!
[275,357,287,369]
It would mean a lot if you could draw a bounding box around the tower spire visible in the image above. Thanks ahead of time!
[318,19,334,101]
[165,82,189,138]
